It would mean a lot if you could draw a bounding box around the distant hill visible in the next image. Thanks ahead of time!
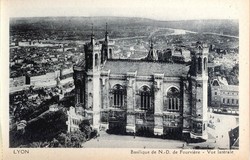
[10,17,239,40]
[155,19,238,36]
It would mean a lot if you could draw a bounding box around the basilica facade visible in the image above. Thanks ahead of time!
[73,25,208,140]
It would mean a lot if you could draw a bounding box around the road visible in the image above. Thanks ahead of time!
[83,131,216,149]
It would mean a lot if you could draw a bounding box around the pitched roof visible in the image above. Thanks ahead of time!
[229,126,239,149]
[102,60,189,77]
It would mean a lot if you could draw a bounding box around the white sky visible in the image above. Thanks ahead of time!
[3,0,240,20]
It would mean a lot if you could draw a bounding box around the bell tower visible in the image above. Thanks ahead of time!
[189,41,208,140]
[84,24,101,71]
[83,24,101,131]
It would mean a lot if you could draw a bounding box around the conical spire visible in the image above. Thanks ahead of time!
[150,39,153,49]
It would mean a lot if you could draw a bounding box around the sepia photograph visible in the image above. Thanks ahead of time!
[0,0,249,159]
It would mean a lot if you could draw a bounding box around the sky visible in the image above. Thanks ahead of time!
[2,0,241,20]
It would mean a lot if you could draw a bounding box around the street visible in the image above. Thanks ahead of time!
[207,111,239,149]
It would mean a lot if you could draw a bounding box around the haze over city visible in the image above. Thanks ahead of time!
[6,0,239,20]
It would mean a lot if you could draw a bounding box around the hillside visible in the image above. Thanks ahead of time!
[10,17,239,41]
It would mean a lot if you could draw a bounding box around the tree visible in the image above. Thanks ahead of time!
[29,141,43,148]
[59,131,86,148]
[79,119,92,140]
[50,138,59,147]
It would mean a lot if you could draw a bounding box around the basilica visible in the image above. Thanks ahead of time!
[72,24,208,140]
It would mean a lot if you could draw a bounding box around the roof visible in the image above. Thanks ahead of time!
[212,77,229,86]
[218,77,228,85]
[128,51,148,59]
[102,60,189,76]
[220,85,238,91]
[75,60,85,67]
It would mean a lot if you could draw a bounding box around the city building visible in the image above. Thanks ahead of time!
[72,24,209,140]
[210,77,239,114]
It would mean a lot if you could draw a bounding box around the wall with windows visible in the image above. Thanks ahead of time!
[211,86,221,106]
[99,75,185,134]
[210,85,239,108]
[97,73,189,136]
[103,77,183,113]
[220,90,239,107]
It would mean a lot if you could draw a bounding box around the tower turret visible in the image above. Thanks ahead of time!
[146,40,158,61]
[101,23,110,63]
[85,24,102,71]
[189,41,208,140]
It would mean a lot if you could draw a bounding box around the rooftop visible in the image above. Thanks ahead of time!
[102,60,189,77]
[129,51,148,59]
[74,55,85,68]
[220,85,238,91]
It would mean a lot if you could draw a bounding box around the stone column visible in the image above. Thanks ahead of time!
[101,70,110,109]
[182,79,192,136]
[153,74,164,135]
[92,72,101,132]
[126,71,137,133]
[100,70,110,130]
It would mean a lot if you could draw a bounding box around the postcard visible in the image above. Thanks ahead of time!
[0,0,249,159]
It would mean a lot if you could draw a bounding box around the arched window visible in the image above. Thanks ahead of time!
[198,57,202,73]
[139,86,152,111]
[190,56,197,76]
[203,57,207,71]
[109,48,112,59]
[113,84,126,108]
[164,87,180,111]
[75,79,83,103]
[95,54,98,66]
[104,49,108,61]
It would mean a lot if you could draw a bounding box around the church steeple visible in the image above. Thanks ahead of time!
[105,22,109,42]
[91,23,95,45]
